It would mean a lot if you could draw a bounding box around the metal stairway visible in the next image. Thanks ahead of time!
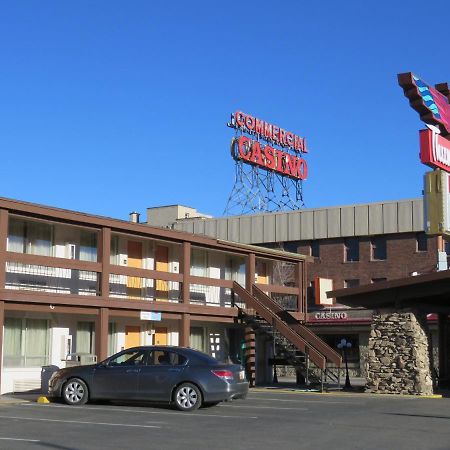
[233,282,342,390]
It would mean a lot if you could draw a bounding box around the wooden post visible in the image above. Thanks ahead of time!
[179,313,190,347]
[246,253,255,293]
[181,242,191,304]
[100,227,111,299]
[96,307,109,361]
[244,326,256,387]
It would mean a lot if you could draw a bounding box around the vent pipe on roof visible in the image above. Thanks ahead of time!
[129,212,140,223]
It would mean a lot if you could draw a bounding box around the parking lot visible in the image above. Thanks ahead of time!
[0,390,449,449]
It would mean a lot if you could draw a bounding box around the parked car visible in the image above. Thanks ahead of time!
[48,346,249,411]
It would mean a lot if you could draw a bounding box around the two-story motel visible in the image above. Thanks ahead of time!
[0,196,313,394]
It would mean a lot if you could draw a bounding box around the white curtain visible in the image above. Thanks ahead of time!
[80,231,98,262]
[190,327,206,353]
[4,318,22,366]
[76,322,95,353]
[28,222,53,256]
[25,319,48,366]
[7,219,25,253]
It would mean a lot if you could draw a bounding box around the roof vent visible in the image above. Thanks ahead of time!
[129,212,140,223]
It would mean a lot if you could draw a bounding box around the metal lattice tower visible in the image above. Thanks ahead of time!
[224,132,305,216]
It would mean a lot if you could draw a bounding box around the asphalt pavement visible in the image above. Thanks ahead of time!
[0,386,449,450]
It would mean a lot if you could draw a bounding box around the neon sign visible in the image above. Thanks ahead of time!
[398,73,450,137]
[228,111,308,180]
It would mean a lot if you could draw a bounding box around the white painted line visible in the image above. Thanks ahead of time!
[247,396,364,405]
[220,405,308,411]
[23,403,258,419]
[0,415,162,429]
[0,437,40,442]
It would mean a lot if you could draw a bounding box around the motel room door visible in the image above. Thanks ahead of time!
[155,245,169,301]
[127,241,142,298]
[125,326,141,349]
[153,327,168,345]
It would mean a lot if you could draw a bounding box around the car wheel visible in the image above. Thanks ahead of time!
[62,378,89,406]
[174,383,202,411]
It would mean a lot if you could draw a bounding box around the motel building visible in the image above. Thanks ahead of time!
[0,196,342,395]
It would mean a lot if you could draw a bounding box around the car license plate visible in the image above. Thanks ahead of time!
[239,370,245,381]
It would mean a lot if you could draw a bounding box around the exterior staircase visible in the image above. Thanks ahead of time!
[233,282,342,390]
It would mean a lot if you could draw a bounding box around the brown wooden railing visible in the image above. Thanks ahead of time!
[233,282,327,370]
[252,285,342,367]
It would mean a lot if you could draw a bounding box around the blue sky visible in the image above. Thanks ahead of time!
[1,1,449,220]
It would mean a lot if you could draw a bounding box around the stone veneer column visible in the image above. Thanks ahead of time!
[366,309,433,395]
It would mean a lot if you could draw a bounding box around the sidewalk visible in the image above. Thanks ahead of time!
[0,392,41,405]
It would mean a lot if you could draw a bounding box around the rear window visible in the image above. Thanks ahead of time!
[186,349,219,365]
[149,350,187,366]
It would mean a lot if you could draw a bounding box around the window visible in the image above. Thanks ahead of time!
[417,234,428,252]
[283,242,299,253]
[108,349,146,366]
[344,279,359,288]
[8,218,54,256]
[110,235,120,265]
[76,322,95,354]
[3,318,49,367]
[344,238,359,262]
[108,322,117,356]
[311,241,320,258]
[190,327,206,353]
[190,248,208,277]
[80,231,98,262]
[371,278,387,283]
[151,350,187,366]
[371,237,387,260]
[224,256,246,285]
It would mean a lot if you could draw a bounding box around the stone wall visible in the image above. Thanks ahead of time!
[366,310,433,395]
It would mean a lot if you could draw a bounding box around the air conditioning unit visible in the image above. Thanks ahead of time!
[66,244,77,260]
[60,335,73,360]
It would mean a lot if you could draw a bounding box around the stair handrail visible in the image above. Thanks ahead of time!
[252,285,342,367]
[233,282,326,370]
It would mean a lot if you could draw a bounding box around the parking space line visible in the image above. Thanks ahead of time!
[0,415,162,429]
[247,396,365,405]
[22,404,259,419]
[220,404,308,411]
[0,437,40,442]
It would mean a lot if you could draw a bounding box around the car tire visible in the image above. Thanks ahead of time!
[174,383,202,411]
[62,378,89,406]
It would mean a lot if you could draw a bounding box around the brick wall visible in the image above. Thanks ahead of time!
[296,232,438,291]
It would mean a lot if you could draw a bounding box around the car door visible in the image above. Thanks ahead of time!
[92,348,147,399]
[137,350,186,401]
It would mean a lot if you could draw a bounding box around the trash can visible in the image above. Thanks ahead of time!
[41,365,60,394]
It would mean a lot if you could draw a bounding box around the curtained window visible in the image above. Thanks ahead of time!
[7,218,53,256]
[80,231,98,262]
[190,327,206,353]
[108,322,117,356]
[76,322,95,354]
[4,318,49,367]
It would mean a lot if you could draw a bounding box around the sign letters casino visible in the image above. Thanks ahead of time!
[228,111,308,180]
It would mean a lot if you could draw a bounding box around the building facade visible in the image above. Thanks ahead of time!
[0,197,314,394]
[168,198,445,377]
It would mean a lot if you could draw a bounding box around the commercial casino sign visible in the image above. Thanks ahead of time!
[228,111,308,180]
